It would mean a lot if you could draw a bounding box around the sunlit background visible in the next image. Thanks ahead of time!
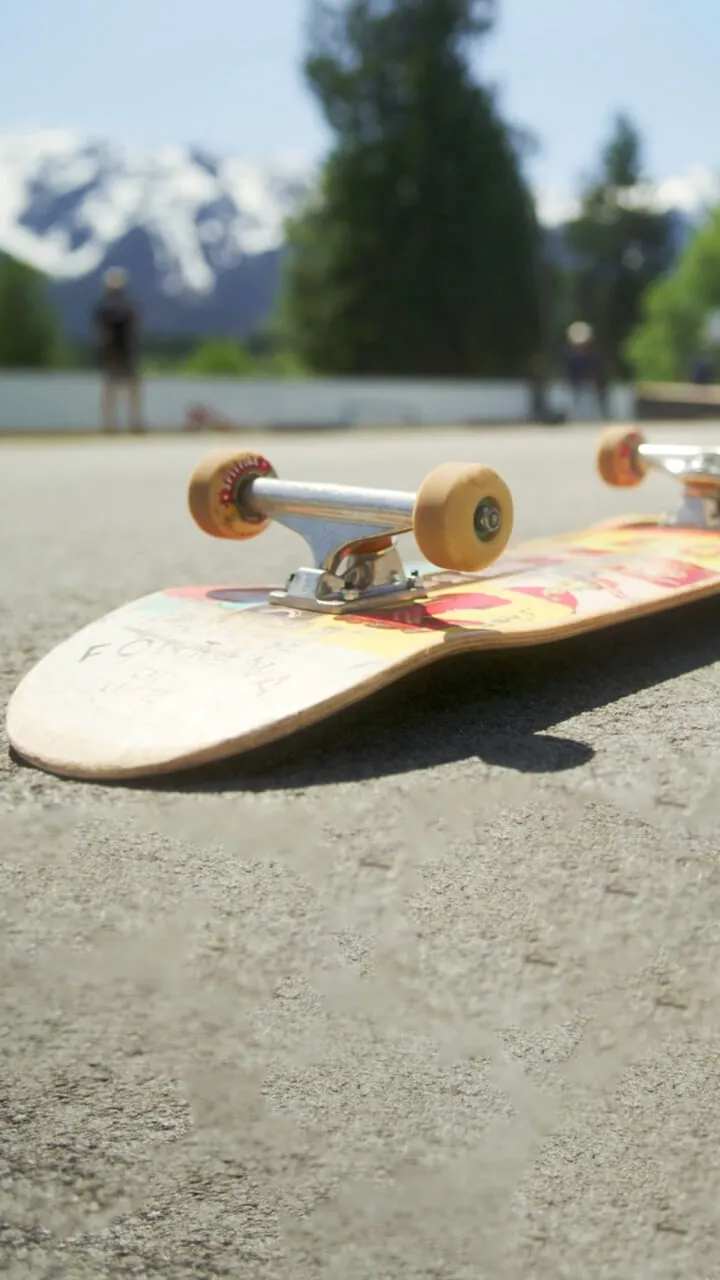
[5,16,720,1271]
[2,0,719,424]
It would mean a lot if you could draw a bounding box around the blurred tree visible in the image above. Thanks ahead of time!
[185,337,255,375]
[625,206,720,381]
[0,254,64,367]
[185,334,310,377]
[563,114,676,377]
[281,0,541,376]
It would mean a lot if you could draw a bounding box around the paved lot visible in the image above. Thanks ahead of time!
[2,423,720,1279]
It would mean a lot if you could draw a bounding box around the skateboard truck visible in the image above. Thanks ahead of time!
[249,475,426,612]
[597,427,720,529]
[187,450,514,614]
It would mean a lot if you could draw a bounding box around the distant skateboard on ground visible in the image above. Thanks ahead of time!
[185,405,236,432]
[7,426,720,782]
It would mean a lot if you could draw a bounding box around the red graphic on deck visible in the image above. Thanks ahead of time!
[605,559,717,590]
[165,585,224,599]
[512,585,579,612]
[591,576,632,601]
[347,591,513,632]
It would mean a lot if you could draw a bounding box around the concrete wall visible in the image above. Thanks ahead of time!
[0,371,634,433]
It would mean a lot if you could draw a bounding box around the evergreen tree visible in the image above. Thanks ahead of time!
[563,114,675,377]
[625,206,720,381]
[282,0,541,376]
[0,253,63,368]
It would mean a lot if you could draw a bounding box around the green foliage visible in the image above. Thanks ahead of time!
[625,206,720,380]
[137,334,199,372]
[281,0,541,376]
[185,337,256,375]
[261,347,310,376]
[562,114,675,377]
[0,254,64,368]
[184,335,309,377]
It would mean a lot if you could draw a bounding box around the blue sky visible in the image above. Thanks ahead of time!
[4,0,719,201]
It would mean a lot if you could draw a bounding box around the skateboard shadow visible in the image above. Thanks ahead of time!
[149,593,720,793]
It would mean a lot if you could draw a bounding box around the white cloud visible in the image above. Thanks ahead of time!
[652,164,720,214]
[534,185,580,225]
[535,164,720,226]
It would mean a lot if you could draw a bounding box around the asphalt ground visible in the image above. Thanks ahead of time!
[2,422,720,1280]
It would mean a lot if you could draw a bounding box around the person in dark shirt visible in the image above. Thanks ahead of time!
[691,354,713,385]
[564,321,608,420]
[93,268,145,432]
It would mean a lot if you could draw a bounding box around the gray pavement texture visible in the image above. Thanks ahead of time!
[2,423,720,1280]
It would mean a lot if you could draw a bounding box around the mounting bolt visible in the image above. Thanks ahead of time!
[474,499,501,542]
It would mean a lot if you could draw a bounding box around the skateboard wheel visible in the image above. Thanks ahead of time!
[412,462,513,572]
[596,425,647,488]
[188,448,277,539]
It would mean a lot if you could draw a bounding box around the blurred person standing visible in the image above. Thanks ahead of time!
[93,268,145,433]
[564,322,608,420]
[587,329,609,418]
[691,353,713,384]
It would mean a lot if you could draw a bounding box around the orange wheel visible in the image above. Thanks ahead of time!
[412,462,513,572]
[596,425,648,488]
[188,448,276,539]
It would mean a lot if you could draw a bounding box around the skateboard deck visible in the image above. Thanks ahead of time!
[8,515,720,781]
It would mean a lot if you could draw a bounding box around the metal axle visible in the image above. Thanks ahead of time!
[637,443,720,530]
[638,443,720,487]
[243,476,415,568]
[239,475,425,613]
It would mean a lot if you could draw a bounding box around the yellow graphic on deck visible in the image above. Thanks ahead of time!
[312,524,720,657]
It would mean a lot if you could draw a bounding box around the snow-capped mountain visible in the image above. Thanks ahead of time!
[0,130,716,342]
[0,130,314,339]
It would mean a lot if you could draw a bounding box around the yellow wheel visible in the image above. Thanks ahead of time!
[188,448,276,539]
[412,462,513,572]
[596,425,647,488]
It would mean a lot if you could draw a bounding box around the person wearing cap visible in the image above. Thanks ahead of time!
[93,268,145,432]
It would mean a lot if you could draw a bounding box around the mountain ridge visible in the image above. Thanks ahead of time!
[0,130,714,342]
[0,130,311,339]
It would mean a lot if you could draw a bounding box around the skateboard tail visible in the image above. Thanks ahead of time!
[5,628,454,781]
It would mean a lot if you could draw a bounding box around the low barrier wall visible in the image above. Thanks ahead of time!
[635,381,720,421]
[0,372,635,433]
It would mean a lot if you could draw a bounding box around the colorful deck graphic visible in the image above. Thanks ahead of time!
[139,522,720,654]
[10,519,720,781]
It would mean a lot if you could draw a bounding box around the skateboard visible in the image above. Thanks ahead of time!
[7,425,720,782]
